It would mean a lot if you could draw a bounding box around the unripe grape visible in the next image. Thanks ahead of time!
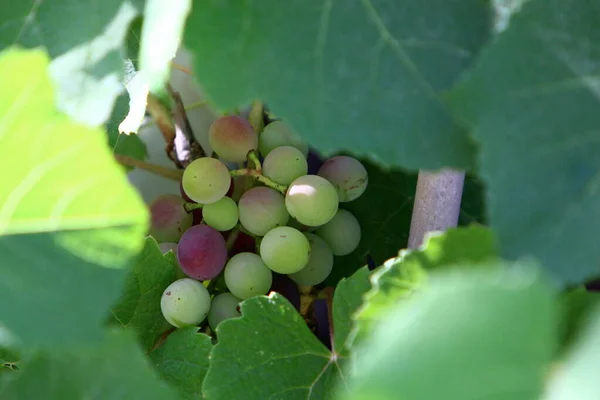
[224,252,273,299]
[208,292,242,331]
[259,120,309,157]
[209,115,258,162]
[160,278,211,328]
[316,209,361,256]
[285,175,339,227]
[238,187,289,236]
[263,146,308,185]
[182,157,231,204]
[289,233,334,286]
[318,155,368,202]
[260,226,310,274]
[203,197,239,231]
[148,194,193,243]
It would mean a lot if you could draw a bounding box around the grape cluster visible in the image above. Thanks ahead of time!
[151,116,368,333]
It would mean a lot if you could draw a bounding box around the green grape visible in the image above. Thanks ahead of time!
[224,252,273,299]
[263,146,308,185]
[316,209,361,256]
[287,217,316,232]
[289,233,334,286]
[209,115,258,162]
[238,187,289,236]
[285,175,339,227]
[203,197,238,231]
[318,155,368,202]
[208,292,242,331]
[260,226,310,274]
[160,278,211,328]
[259,120,309,157]
[182,157,231,204]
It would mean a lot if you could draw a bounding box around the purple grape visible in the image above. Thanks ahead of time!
[306,148,324,175]
[269,273,301,311]
[177,224,227,280]
[313,299,331,350]
[148,194,193,243]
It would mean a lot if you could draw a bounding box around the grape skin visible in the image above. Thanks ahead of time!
[263,146,308,185]
[238,187,289,236]
[224,252,273,299]
[209,115,258,163]
[285,175,339,227]
[317,155,368,202]
[288,233,334,286]
[203,197,239,231]
[259,120,309,157]
[260,226,310,274]
[316,209,361,256]
[182,157,231,204]
[177,224,228,280]
[160,278,211,328]
[158,242,178,255]
[208,292,242,331]
[148,194,193,243]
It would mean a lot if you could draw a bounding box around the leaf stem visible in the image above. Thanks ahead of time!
[230,168,287,194]
[114,155,183,181]
[184,202,203,213]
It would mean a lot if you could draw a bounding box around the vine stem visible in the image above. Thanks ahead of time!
[230,168,287,194]
[247,150,262,172]
[114,155,183,181]
[183,202,203,213]
[407,169,465,248]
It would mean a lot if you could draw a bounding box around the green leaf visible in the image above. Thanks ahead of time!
[106,93,148,163]
[447,0,600,285]
[342,263,557,400]
[0,48,148,345]
[203,294,346,400]
[0,325,20,365]
[324,160,487,286]
[544,304,600,400]
[150,327,212,399]
[352,226,497,344]
[184,0,492,169]
[0,0,145,126]
[110,238,179,352]
[558,288,600,352]
[0,330,179,399]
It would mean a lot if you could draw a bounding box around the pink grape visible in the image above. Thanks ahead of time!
[177,224,227,280]
[238,187,289,236]
[148,194,193,243]
[209,115,258,162]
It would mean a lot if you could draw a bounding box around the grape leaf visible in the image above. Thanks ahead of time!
[0,330,178,399]
[183,0,492,169]
[544,304,600,400]
[324,160,487,286]
[0,48,147,345]
[0,0,145,126]
[110,238,179,352]
[150,327,212,399]
[558,288,600,352]
[447,0,600,286]
[107,93,148,164]
[342,262,557,400]
[351,226,497,344]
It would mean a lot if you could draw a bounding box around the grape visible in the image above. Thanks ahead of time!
[203,197,238,231]
[159,242,178,255]
[260,226,310,274]
[224,252,273,299]
[285,175,339,227]
[208,292,242,331]
[317,155,368,202]
[289,233,334,286]
[209,115,258,162]
[316,209,361,256]
[312,299,331,349]
[259,120,309,157]
[263,146,308,185]
[148,194,193,242]
[182,157,231,204]
[177,224,228,280]
[238,187,289,236]
[306,148,324,175]
[160,278,211,328]
[230,231,256,256]
[269,273,301,311]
